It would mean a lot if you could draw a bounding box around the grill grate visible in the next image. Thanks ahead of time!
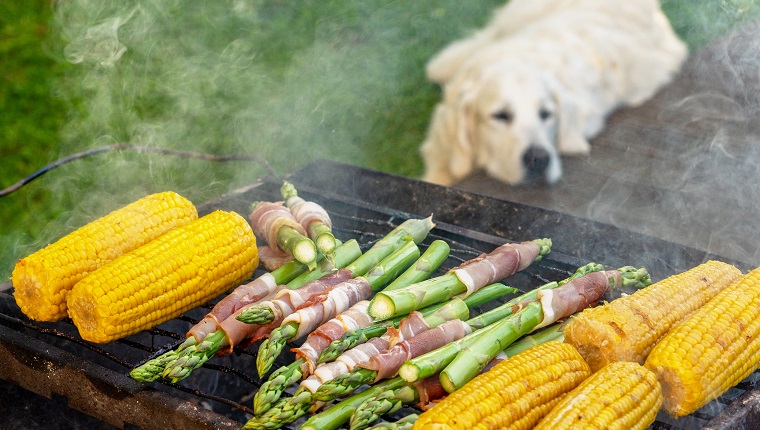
[0,162,757,429]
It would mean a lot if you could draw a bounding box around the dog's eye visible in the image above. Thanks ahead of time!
[492,110,513,123]
[539,108,552,121]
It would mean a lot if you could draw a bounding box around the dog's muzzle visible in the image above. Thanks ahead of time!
[522,146,551,176]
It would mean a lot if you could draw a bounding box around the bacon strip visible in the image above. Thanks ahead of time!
[451,241,540,296]
[293,300,375,375]
[216,269,352,353]
[286,196,332,231]
[360,319,472,382]
[248,201,307,250]
[301,311,434,394]
[282,277,372,340]
[533,269,618,329]
[186,272,283,342]
[259,245,295,271]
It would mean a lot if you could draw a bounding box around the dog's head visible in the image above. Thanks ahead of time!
[421,61,567,186]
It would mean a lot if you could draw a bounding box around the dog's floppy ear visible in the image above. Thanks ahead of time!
[421,80,478,185]
[543,73,591,155]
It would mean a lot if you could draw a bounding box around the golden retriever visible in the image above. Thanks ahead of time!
[421,0,688,186]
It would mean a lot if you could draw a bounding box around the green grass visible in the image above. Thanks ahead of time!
[1,0,759,280]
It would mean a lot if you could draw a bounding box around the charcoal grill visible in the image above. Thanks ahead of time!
[0,160,756,429]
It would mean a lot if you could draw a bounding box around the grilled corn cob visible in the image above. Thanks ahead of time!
[564,260,741,371]
[67,210,257,343]
[12,191,198,321]
[534,361,662,430]
[645,267,760,417]
[412,341,591,430]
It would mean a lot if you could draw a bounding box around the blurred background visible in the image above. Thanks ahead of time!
[2,0,759,280]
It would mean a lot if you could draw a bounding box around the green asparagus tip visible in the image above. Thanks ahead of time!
[236,305,276,324]
[533,238,552,261]
[281,181,297,200]
[253,360,305,415]
[618,266,652,289]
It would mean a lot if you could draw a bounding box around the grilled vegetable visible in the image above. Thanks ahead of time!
[368,239,551,320]
[413,341,591,430]
[249,201,317,269]
[535,361,662,430]
[12,191,197,322]
[645,266,760,417]
[67,210,257,343]
[281,181,336,258]
[564,260,741,372]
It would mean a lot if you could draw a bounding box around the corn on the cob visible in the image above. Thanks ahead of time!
[645,267,760,417]
[564,260,741,372]
[534,361,662,430]
[12,191,198,322]
[412,341,591,430]
[67,210,257,343]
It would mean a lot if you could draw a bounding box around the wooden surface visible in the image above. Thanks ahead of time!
[456,20,760,267]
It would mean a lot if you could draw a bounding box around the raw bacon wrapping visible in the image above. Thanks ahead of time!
[249,201,307,249]
[294,300,375,375]
[360,319,472,382]
[287,197,332,232]
[303,311,432,395]
[532,269,620,329]
[451,240,540,296]
[217,269,352,353]
[282,277,373,340]
[186,272,283,342]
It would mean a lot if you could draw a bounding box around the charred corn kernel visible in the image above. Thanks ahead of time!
[564,260,741,372]
[12,191,197,322]
[412,341,591,430]
[645,267,760,417]
[535,361,662,430]
[67,210,257,343]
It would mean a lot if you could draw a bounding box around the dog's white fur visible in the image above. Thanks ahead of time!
[421,0,687,186]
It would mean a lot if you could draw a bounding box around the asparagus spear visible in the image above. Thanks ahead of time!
[255,241,422,378]
[281,181,337,258]
[439,266,651,392]
[398,265,650,384]
[127,244,357,384]
[300,377,407,430]
[368,238,551,320]
[365,415,418,430]
[151,241,362,383]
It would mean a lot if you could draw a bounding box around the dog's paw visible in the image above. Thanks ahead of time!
[559,133,591,155]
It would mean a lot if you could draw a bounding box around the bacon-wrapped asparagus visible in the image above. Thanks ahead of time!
[256,241,422,377]
[246,300,472,427]
[317,281,516,364]
[440,267,651,392]
[368,239,551,320]
[281,181,336,258]
[249,200,317,270]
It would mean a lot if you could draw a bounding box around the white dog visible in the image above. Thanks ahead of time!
[421,0,687,186]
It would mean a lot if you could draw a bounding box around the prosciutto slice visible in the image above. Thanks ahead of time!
[216,269,352,353]
[360,319,472,382]
[293,300,375,375]
[282,277,372,340]
[451,241,541,296]
[186,272,283,342]
[248,201,307,250]
[259,245,295,271]
[285,194,332,232]
[301,311,433,394]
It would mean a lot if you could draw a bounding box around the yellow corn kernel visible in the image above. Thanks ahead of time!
[535,361,662,430]
[645,267,760,417]
[12,191,198,322]
[564,260,741,372]
[412,341,591,430]
[66,210,258,343]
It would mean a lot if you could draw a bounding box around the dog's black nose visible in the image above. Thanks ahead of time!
[522,146,550,174]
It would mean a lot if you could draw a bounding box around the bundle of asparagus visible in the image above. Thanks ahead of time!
[281,181,337,259]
